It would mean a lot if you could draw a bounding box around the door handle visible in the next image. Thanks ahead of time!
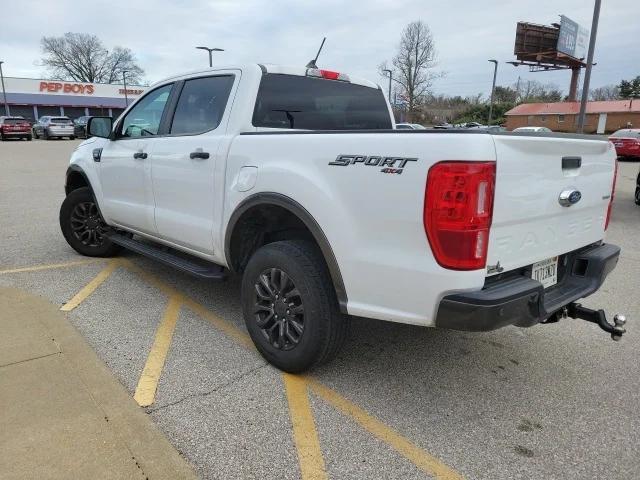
[133,151,148,160]
[190,150,210,160]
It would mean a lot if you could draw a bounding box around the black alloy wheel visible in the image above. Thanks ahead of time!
[70,201,107,248]
[59,187,121,257]
[253,267,305,351]
[241,240,349,372]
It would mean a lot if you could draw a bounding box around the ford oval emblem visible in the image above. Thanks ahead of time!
[559,189,582,207]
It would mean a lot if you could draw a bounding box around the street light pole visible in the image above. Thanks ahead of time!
[382,69,393,104]
[0,61,10,116]
[487,59,498,125]
[122,70,129,107]
[196,46,224,67]
[577,0,602,133]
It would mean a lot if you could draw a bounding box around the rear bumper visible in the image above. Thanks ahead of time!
[2,131,30,136]
[435,243,620,331]
[614,146,640,156]
[47,128,74,137]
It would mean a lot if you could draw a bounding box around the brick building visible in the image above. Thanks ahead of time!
[504,100,640,134]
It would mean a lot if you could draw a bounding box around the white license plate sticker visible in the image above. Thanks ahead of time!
[532,257,558,288]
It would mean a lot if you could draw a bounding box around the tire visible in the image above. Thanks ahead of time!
[241,240,349,373]
[70,136,76,140]
[42,129,49,140]
[32,129,38,139]
[59,187,121,257]
[0,132,4,141]
[27,135,32,141]
[635,186,640,206]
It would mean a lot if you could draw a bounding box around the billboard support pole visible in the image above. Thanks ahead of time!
[569,68,581,102]
[577,0,601,133]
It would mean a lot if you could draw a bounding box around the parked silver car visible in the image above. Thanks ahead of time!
[32,116,76,140]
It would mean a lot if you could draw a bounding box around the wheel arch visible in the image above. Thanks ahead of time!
[65,165,92,196]
[225,193,348,313]
[64,164,109,222]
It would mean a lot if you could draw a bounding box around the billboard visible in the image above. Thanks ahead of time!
[557,15,590,60]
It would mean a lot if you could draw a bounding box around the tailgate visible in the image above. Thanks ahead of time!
[488,134,616,273]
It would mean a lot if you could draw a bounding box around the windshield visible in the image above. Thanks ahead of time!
[3,118,26,125]
[253,74,392,130]
[611,129,640,138]
[51,117,72,125]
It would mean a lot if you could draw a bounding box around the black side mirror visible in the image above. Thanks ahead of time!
[87,116,113,139]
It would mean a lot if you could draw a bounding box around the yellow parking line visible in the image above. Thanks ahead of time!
[283,374,327,480]
[60,260,119,311]
[117,258,464,479]
[308,379,464,480]
[0,259,100,275]
[134,295,182,407]
[120,258,254,349]
[186,300,255,350]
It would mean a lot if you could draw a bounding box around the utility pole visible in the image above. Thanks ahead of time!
[515,76,521,103]
[122,70,129,107]
[196,46,224,67]
[577,0,601,133]
[382,69,393,105]
[488,60,498,125]
[0,61,9,116]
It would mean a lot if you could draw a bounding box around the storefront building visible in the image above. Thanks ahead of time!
[0,77,148,121]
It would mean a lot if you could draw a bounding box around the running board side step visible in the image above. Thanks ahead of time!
[107,233,227,281]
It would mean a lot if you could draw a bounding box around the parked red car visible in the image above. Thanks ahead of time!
[609,129,640,159]
[0,116,32,141]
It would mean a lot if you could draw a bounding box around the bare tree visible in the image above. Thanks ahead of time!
[516,80,562,103]
[41,33,144,84]
[588,85,620,101]
[380,21,442,121]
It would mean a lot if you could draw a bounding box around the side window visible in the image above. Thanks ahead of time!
[119,84,173,138]
[170,75,234,135]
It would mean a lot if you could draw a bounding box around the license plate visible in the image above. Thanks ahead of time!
[531,256,558,288]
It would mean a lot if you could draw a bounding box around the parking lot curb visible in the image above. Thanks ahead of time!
[0,286,199,480]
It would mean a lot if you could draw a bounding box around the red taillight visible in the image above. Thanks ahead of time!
[424,161,496,270]
[604,160,618,230]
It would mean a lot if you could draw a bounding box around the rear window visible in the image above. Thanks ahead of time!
[51,117,72,124]
[3,118,26,125]
[252,74,392,130]
[611,129,640,138]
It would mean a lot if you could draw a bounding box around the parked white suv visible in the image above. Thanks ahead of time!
[59,64,625,372]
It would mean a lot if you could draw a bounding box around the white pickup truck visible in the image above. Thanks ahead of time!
[59,64,626,372]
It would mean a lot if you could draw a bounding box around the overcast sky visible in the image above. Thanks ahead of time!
[1,0,638,98]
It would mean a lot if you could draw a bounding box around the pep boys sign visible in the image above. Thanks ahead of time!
[39,81,95,95]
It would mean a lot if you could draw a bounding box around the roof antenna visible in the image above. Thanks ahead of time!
[305,37,326,69]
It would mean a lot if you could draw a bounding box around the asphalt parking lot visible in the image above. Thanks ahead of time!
[1,138,639,480]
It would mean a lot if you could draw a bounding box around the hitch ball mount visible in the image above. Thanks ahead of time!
[555,303,627,341]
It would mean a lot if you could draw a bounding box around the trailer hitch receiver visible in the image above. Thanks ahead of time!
[558,303,627,341]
